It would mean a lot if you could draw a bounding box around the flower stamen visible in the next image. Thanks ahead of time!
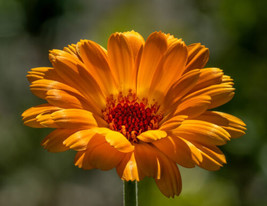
[103,91,163,142]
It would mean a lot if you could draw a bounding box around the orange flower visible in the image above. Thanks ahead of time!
[22,31,246,197]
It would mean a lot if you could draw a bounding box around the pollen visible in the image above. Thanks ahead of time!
[103,91,163,142]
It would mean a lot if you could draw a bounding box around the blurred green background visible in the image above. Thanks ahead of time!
[0,0,266,205]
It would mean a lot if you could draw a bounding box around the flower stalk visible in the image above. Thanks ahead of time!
[123,180,138,206]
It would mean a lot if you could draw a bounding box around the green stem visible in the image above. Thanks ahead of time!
[123,180,138,206]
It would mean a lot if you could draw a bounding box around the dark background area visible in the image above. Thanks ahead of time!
[0,0,266,205]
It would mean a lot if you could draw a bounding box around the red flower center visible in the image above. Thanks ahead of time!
[103,91,163,142]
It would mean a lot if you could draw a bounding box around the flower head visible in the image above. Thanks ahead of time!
[22,31,246,197]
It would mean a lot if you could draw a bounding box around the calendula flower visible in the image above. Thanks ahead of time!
[22,31,246,198]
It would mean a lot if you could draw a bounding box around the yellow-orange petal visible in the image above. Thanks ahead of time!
[77,40,118,96]
[195,111,246,138]
[54,55,105,95]
[134,44,143,81]
[87,128,134,153]
[165,33,180,46]
[22,104,60,128]
[160,115,187,131]
[123,31,145,59]
[137,31,168,97]
[30,79,84,100]
[185,43,209,72]
[36,113,58,127]
[190,68,224,92]
[108,33,135,92]
[41,129,77,152]
[49,49,78,62]
[63,44,80,59]
[222,75,234,85]
[37,109,97,129]
[137,130,167,142]
[45,89,85,109]
[174,95,211,118]
[116,152,140,181]
[30,79,103,117]
[173,120,230,145]
[81,135,124,170]
[27,67,62,83]
[105,130,135,153]
[63,129,96,151]
[149,39,188,98]
[155,153,182,198]
[152,136,195,168]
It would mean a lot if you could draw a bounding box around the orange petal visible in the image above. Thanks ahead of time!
[134,143,161,179]
[184,83,235,109]
[164,69,200,109]
[173,120,230,145]
[74,151,93,170]
[174,95,211,118]
[82,135,124,170]
[85,127,134,153]
[222,75,234,85]
[27,67,62,83]
[160,115,187,131]
[165,34,181,46]
[36,113,58,127]
[108,33,135,92]
[137,130,167,142]
[27,64,106,116]
[30,79,102,117]
[181,138,226,171]
[185,43,209,72]
[116,152,140,181]
[63,129,96,151]
[105,130,135,153]
[51,51,106,112]
[180,138,203,164]
[137,31,168,97]
[123,31,145,59]
[77,40,118,96]
[49,49,79,63]
[195,144,226,171]
[41,129,77,152]
[30,79,84,100]
[155,153,182,198]
[152,136,195,168]
[190,68,224,92]
[45,89,86,109]
[22,104,60,128]
[37,109,98,129]
[55,55,105,98]
[195,111,246,138]
[134,45,143,82]
[150,40,188,98]
[63,44,80,58]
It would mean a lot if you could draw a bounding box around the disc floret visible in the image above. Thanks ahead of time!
[103,91,163,142]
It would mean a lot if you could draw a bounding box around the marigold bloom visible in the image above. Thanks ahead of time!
[22,31,246,197]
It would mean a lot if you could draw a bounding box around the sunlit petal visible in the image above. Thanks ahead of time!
[22,31,246,198]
